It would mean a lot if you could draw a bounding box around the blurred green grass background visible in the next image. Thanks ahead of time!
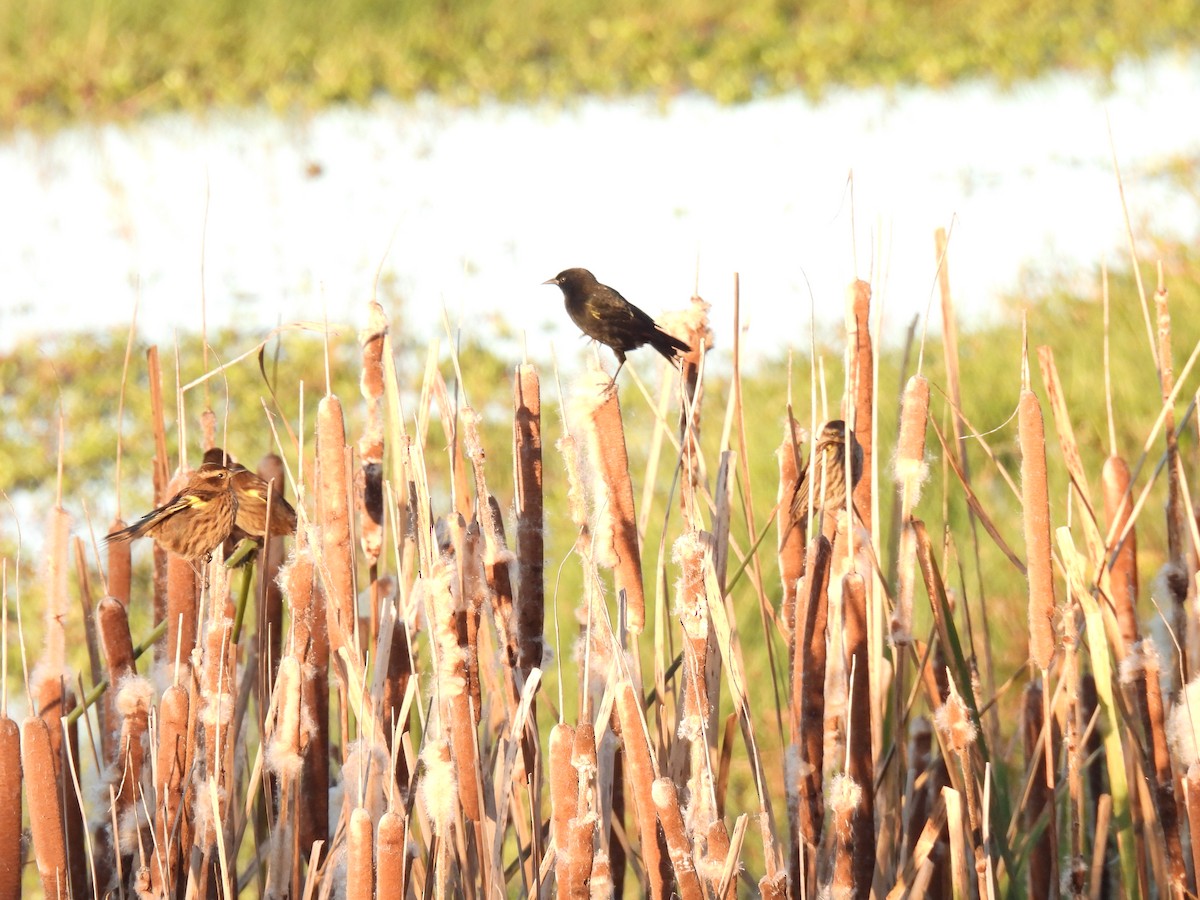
[2,0,1198,128]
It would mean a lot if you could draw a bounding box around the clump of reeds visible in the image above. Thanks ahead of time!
[5,244,1200,900]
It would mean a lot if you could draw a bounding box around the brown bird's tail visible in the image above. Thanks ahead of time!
[106,517,153,544]
[649,326,691,363]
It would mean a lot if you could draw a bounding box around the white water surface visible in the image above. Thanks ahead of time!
[1,55,1198,365]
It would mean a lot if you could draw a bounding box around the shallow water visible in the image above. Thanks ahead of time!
[1,55,1197,364]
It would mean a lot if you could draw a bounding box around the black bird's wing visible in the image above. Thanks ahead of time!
[586,285,688,360]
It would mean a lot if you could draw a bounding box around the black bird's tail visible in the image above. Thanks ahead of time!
[649,327,691,363]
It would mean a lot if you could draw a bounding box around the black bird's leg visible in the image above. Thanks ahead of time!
[611,350,627,384]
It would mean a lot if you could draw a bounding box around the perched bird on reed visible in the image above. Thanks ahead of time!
[790,420,864,525]
[544,267,690,378]
[107,463,238,561]
[230,463,298,538]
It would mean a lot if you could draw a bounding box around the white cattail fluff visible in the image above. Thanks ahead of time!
[1167,675,1200,767]
[418,738,458,834]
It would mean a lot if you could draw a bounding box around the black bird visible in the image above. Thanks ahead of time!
[544,267,690,378]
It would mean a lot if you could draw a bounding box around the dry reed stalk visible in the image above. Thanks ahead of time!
[848,280,874,536]
[380,591,414,789]
[1133,642,1187,890]
[891,375,929,645]
[376,810,407,898]
[1185,765,1200,893]
[22,715,68,898]
[456,409,510,712]
[1118,644,1156,895]
[715,714,736,820]
[887,793,948,900]
[74,538,111,768]
[358,302,388,570]
[0,715,20,900]
[673,529,718,825]
[934,678,987,898]
[1089,794,1113,900]
[777,416,805,650]
[56,697,88,899]
[926,769,953,895]
[316,393,355,657]
[659,293,711,511]
[652,778,703,900]
[514,363,546,677]
[913,639,950,712]
[575,370,646,633]
[147,345,171,655]
[1155,273,1189,671]
[941,785,971,898]
[425,562,482,823]
[447,513,484,726]
[1102,455,1140,649]
[257,454,289,693]
[550,722,580,898]
[150,683,190,898]
[709,449,736,618]
[609,745,627,899]
[568,723,598,897]
[283,528,329,868]
[703,544,784,887]
[1037,347,1104,562]
[932,233,966,509]
[900,719,950,896]
[346,807,375,900]
[1167,677,1200,892]
[1061,596,1087,897]
[263,655,303,900]
[793,535,831,867]
[1022,683,1054,896]
[107,517,132,607]
[196,579,237,888]
[901,718,932,862]
[483,491,519,672]
[1079,674,1110,898]
[1018,388,1056,672]
[844,572,874,897]
[430,368,474,523]
[615,679,670,898]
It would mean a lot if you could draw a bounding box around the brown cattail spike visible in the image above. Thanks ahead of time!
[514,363,545,676]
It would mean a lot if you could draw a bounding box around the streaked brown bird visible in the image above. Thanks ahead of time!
[790,420,864,525]
[107,463,238,560]
[544,267,691,378]
[230,463,298,538]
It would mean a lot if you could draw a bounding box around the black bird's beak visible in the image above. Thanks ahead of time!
[542,277,559,285]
